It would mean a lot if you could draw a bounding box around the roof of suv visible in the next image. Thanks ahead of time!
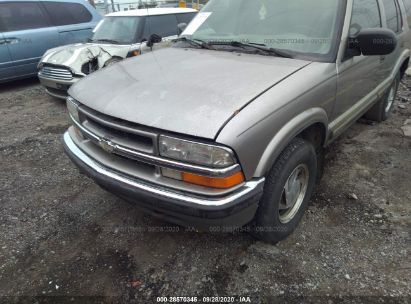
[106,8,197,17]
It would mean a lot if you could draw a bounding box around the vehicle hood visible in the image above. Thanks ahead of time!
[69,47,311,139]
[40,43,132,74]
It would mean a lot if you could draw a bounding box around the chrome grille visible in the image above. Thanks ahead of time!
[70,104,241,178]
[77,106,157,155]
[40,66,73,81]
[64,98,248,197]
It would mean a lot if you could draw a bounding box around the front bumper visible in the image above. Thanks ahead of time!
[62,131,265,229]
[38,73,81,99]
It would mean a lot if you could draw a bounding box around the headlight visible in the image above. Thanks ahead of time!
[67,96,80,122]
[159,135,236,168]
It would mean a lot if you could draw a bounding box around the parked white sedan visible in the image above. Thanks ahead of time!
[37,8,197,99]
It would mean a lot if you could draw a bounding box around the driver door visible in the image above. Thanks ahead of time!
[0,32,15,82]
[333,0,385,131]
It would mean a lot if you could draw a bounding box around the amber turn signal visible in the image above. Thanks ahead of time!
[182,171,245,189]
[127,50,141,58]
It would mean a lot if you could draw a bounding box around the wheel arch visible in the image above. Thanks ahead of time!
[254,108,329,177]
[400,56,410,79]
[392,49,410,80]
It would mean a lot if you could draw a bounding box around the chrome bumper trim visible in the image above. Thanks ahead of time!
[45,88,68,100]
[38,73,79,85]
[70,115,241,178]
[63,131,265,207]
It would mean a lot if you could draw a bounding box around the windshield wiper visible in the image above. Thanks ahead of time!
[174,37,213,49]
[207,40,293,58]
[92,38,120,44]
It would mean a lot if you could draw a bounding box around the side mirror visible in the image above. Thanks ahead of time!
[347,28,397,57]
[146,34,162,48]
[177,23,187,35]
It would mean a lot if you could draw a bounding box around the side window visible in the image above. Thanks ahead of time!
[382,0,402,32]
[0,10,7,32]
[144,15,178,39]
[403,0,411,28]
[350,0,382,36]
[42,2,93,26]
[0,2,49,32]
[176,13,197,25]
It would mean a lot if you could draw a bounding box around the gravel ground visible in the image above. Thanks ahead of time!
[0,77,410,303]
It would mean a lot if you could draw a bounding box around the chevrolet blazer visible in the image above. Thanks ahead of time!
[62,0,411,243]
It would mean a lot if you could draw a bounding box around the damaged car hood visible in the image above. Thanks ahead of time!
[69,47,311,139]
[41,43,133,74]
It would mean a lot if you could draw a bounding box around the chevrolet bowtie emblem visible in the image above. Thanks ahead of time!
[99,138,115,153]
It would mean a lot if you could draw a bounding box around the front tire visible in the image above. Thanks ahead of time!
[251,138,317,244]
[364,72,400,122]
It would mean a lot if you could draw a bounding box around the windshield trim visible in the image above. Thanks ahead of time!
[326,0,348,63]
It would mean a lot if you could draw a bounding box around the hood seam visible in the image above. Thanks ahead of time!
[213,61,313,141]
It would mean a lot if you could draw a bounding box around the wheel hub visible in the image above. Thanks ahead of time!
[279,164,309,224]
[385,81,397,114]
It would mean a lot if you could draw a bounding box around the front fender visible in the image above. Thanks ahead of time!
[216,61,337,180]
[393,49,410,78]
[254,108,329,177]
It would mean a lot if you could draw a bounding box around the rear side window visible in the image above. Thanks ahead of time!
[143,14,178,40]
[42,1,93,26]
[176,12,197,25]
[0,2,49,32]
[403,0,411,28]
[382,0,402,32]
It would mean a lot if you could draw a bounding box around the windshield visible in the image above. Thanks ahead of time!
[92,16,142,45]
[183,0,343,60]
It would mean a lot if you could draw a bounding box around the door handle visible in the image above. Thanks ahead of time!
[0,39,6,45]
[3,37,20,44]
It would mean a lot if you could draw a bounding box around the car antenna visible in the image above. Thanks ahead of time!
[146,3,152,49]
[145,2,170,82]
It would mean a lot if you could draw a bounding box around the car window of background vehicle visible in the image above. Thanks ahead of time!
[0,2,50,32]
[42,2,93,26]
[143,14,179,40]
[176,12,197,25]
[92,16,141,44]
